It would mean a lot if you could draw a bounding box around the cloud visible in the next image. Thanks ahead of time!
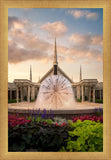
[8,16,102,65]
[56,42,103,64]
[9,29,51,50]
[8,34,103,64]
[8,17,52,64]
[8,40,51,64]
[69,33,103,46]
[86,12,98,19]
[66,57,75,63]
[91,35,103,46]
[41,21,67,38]
[8,16,26,30]
[68,10,98,20]
[69,33,91,45]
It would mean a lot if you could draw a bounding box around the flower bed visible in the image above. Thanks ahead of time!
[8,115,31,128]
[8,114,103,152]
[72,115,103,123]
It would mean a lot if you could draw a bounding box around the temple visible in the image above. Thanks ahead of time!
[8,39,103,103]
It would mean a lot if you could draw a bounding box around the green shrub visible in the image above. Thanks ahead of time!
[95,99,103,103]
[26,116,53,124]
[85,96,88,101]
[8,99,21,103]
[76,99,81,102]
[30,99,36,102]
[60,120,103,152]
[90,99,103,103]
[8,99,17,103]
[23,96,27,101]
[8,121,68,152]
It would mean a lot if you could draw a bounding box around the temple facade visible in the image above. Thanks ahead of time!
[8,39,103,103]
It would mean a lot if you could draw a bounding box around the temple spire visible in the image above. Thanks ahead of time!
[53,38,58,75]
[30,65,32,82]
[80,65,82,81]
[53,38,58,65]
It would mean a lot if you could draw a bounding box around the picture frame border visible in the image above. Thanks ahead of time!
[0,0,111,159]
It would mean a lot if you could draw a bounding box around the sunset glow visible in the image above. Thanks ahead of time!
[8,8,103,82]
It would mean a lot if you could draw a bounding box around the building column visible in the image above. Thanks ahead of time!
[28,85,30,102]
[88,86,91,102]
[10,90,12,100]
[93,87,95,103]
[84,86,85,100]
[80,86,81,99]
[16,86,19,103]
[31,86,35,100]
[82,85,85,102]
[37,88,39,97]
[20,86,23,102]
[73,87,76,99]
[100,90,101,100]
[77,86,80,99]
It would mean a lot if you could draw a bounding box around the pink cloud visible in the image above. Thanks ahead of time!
[8,18,52,64]
[86,12,98,19]
[69,33,91,45]
[13,21,24,29]
[8,16,27,31]
[9,29,51,51]
[66,57,75,63]
[57,45,69,55]
[57,45,103,63]
[68,10,98,20]
[8,41,51,64]
[41,21,67,38]
[69,33,103,46]
[8,16,102,65]
[91,35,103,46]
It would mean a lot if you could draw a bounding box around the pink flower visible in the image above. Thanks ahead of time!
[72,115,103,123]
[62,122,67,126]
[55,122,58,126]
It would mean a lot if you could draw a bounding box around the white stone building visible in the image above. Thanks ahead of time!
[8,39,103,103]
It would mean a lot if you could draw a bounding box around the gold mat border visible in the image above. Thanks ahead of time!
[0,0,111,160]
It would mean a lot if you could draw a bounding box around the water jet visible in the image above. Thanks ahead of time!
[35,75,76,110]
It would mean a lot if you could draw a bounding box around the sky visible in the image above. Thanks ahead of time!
[8,8,103,82]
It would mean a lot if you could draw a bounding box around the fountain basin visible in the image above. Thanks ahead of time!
[8,102,103,119]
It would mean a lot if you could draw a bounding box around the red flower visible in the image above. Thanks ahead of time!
[62,122,67,126]
[55,122,58,126]
[8,115,32,128]
[72,115,103,123]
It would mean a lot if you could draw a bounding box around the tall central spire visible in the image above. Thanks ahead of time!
[53,38,58,65]
[53,38,58,75]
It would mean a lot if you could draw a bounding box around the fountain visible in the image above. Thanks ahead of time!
[35,75,76,110]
